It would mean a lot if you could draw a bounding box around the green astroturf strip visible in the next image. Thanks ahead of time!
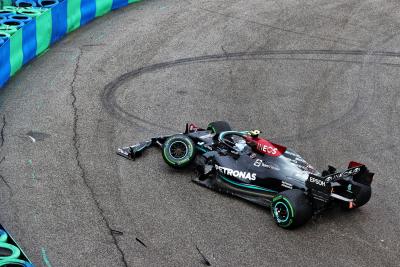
[96,0,113,17]
[36,10,52,56]
[67,0,82,33]
[9,30,23,76]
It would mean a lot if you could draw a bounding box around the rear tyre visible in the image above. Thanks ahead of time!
[207,121,231,134]
[162,135,196,168]
[271,189,312,229]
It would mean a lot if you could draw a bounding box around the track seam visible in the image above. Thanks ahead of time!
[0,116,9,190]
[70,48,129,267]
[0,115,5,147]
[0,156,11,190]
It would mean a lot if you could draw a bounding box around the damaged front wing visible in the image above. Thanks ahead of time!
[117,136,170,160]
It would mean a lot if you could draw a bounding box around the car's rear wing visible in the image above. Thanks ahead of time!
[305,163,374,211]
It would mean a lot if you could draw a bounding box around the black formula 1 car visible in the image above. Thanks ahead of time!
[118,121,374,228]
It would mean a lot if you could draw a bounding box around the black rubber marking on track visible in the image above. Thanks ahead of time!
[195,245,211,266]
[102,49,396,139]
[0,174,10,190]
[195,7,361,46]
[111,229,124,236]
[135,238,147,247]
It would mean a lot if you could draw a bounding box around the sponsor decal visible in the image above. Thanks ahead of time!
[253,159,262,167]
[281,181,293,189]
[347,184,352,192]
[307,174,332,194]
[295,157,307,163]
[246,136,285,157]
[284,150,299,157]
[253,159,280,171]
[257,143,278,155]
[199,133,214,140]
[295,163,317,173]
[215,165,256,180]
[309,176,327,187]
[324,167,361,182]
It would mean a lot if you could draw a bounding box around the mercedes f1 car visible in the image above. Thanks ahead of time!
[117,121,374,228]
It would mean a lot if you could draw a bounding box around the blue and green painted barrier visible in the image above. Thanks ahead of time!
[0,225,33,266]
[0,0,142,88]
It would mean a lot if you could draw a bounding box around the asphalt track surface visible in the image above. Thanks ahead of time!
[1,0,400,266]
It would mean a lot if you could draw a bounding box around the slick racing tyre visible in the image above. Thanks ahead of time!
[271,189,312,229]
[207,121,231,134]
[162,135,196,168]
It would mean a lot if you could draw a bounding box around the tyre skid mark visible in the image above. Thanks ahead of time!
[135,238,147,248]
[102,49,391,141]
[193,6,361,46]
[196,245,211,266]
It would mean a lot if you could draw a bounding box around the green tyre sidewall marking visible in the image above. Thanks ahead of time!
[0,241,21,260]
[272,196,295,228]
[0,259,31,266]
[162,135,196,168]
[0,230,7,243]
[207,124,217,134]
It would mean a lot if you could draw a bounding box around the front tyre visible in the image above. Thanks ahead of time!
[162,135,196,168]
[271,189,312,229]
